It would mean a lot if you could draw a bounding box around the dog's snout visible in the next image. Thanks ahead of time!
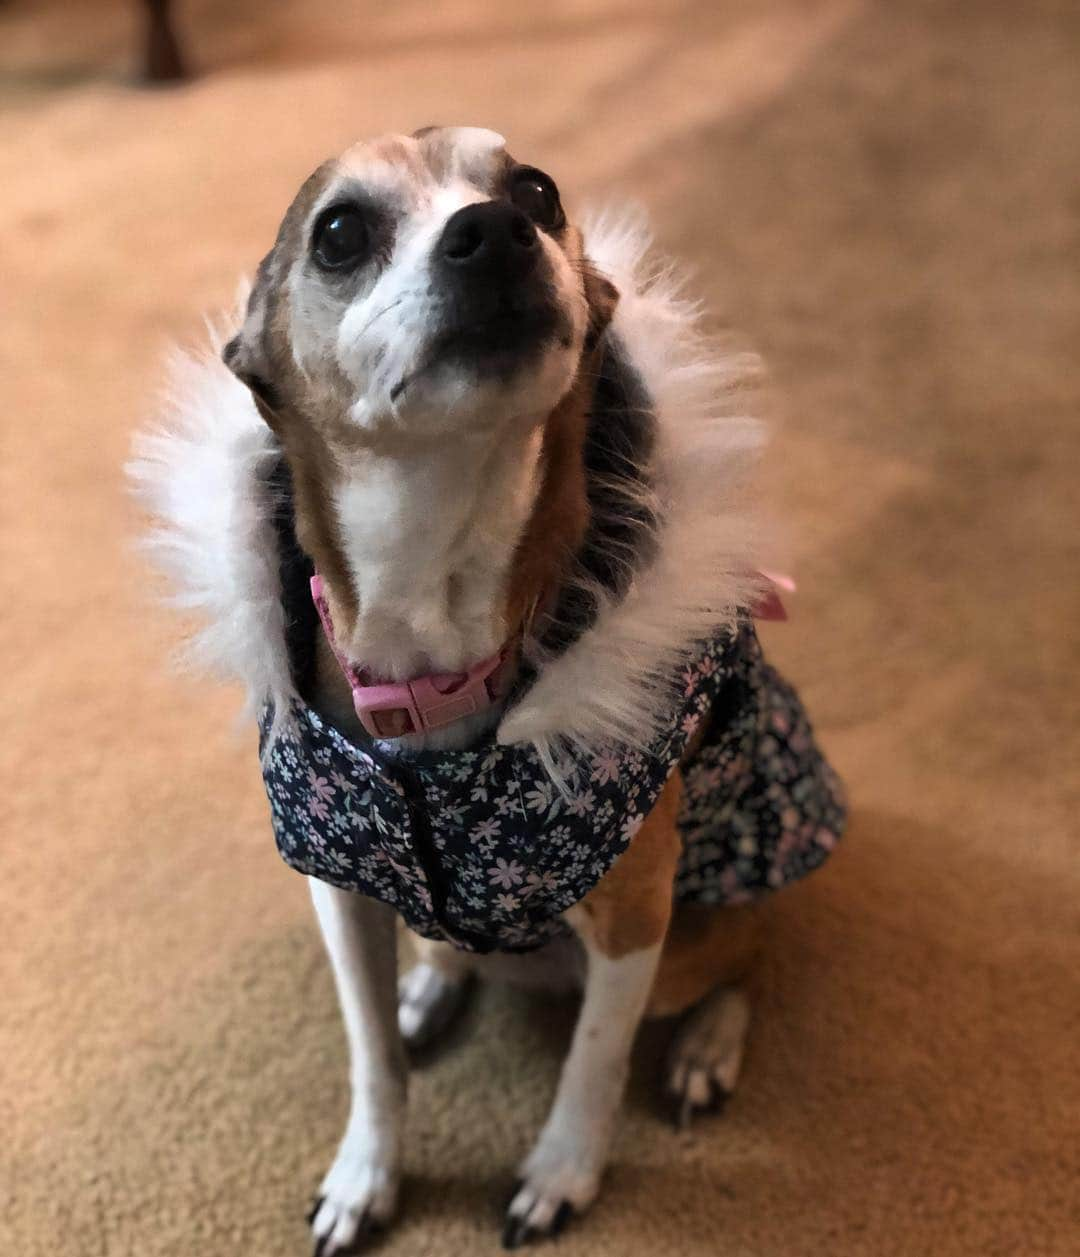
[438,202,539,280]
[427,198,561,368]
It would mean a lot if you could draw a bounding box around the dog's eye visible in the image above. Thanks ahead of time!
[509,168,564,230]
[312,206,370,271]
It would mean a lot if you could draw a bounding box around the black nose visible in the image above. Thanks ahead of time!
[438,202,539,281]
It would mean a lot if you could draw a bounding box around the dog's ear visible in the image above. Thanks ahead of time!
[582,261,619,352]
[223,253,283,423]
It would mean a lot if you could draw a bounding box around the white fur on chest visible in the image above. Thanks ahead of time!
[331,425,543,682]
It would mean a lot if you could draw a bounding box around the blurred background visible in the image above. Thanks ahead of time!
[3,2,1078,1255]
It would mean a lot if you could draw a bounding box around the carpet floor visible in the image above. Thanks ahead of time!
[2,1,1078,1254]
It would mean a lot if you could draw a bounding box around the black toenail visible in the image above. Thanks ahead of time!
[550,1201,573,1236]
[502,1214,530,1250]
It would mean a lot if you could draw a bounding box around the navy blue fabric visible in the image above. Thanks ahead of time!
[257,623,846,954]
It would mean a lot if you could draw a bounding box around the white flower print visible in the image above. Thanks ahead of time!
[620,812,645,843]
[494,792,525,818]
[525,782,555,814]
[565,788,595,818]
[591,749,621,785]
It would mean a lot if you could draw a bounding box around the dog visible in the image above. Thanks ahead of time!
[131,125,846,1252]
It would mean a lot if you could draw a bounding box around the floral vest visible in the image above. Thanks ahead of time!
[258,618,847,954]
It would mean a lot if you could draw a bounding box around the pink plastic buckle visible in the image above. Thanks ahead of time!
[351,654,506,739]
[310,575,507,740]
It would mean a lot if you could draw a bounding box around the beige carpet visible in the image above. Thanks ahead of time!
[3,1,1078,1253]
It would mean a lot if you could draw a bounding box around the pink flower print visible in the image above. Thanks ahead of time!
[329,770,355,795]
[307,769,336,803]
[488,858,525,890]
[308,795,331,822]
[814,825,838,852]
[469,817,502,845]
[681,712,701,736]
[719,866,741,898]
[522,869,559,899]
[494,892,521,913]
[724,754,748,782]
[698,765,725,792]
[379,848,418,884]
[591,749,621,785]
[768,825,805,886]
[565,788,596,818]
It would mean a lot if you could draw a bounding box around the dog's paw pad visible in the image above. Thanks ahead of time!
[666,986,750,1129]
[397,962,471,1050]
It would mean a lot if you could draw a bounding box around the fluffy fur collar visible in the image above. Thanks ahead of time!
[128,208,765,770]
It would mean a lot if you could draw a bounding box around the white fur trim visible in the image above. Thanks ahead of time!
[497,207,765,765]
[126,313,297,743]
[127,211,764,763]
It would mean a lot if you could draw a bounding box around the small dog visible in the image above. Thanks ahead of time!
[132,126,845,1252]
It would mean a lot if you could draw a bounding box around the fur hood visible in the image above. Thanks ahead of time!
[128,208,766,768]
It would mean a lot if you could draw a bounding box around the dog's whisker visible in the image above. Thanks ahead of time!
[353,296,407,339]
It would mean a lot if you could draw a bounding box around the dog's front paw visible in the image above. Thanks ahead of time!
[308,1144,399,1255]
[501,1142,603,1249]
[666,985,750,1129]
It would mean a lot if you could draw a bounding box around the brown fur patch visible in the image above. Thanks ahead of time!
[647,902,765,1019]
[500,227,620,639]
[569,771,683,958]
[364,134,429,186]
[502,363,593,638]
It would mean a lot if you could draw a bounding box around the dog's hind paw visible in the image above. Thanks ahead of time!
[397,961,471,1051]
[308,1158,398,1255]
[666,985,750,1129]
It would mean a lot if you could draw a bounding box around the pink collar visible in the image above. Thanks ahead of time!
[310,575,510,740]
[310,570,792,741]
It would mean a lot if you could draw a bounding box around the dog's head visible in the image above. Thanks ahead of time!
[224,127,617,444]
